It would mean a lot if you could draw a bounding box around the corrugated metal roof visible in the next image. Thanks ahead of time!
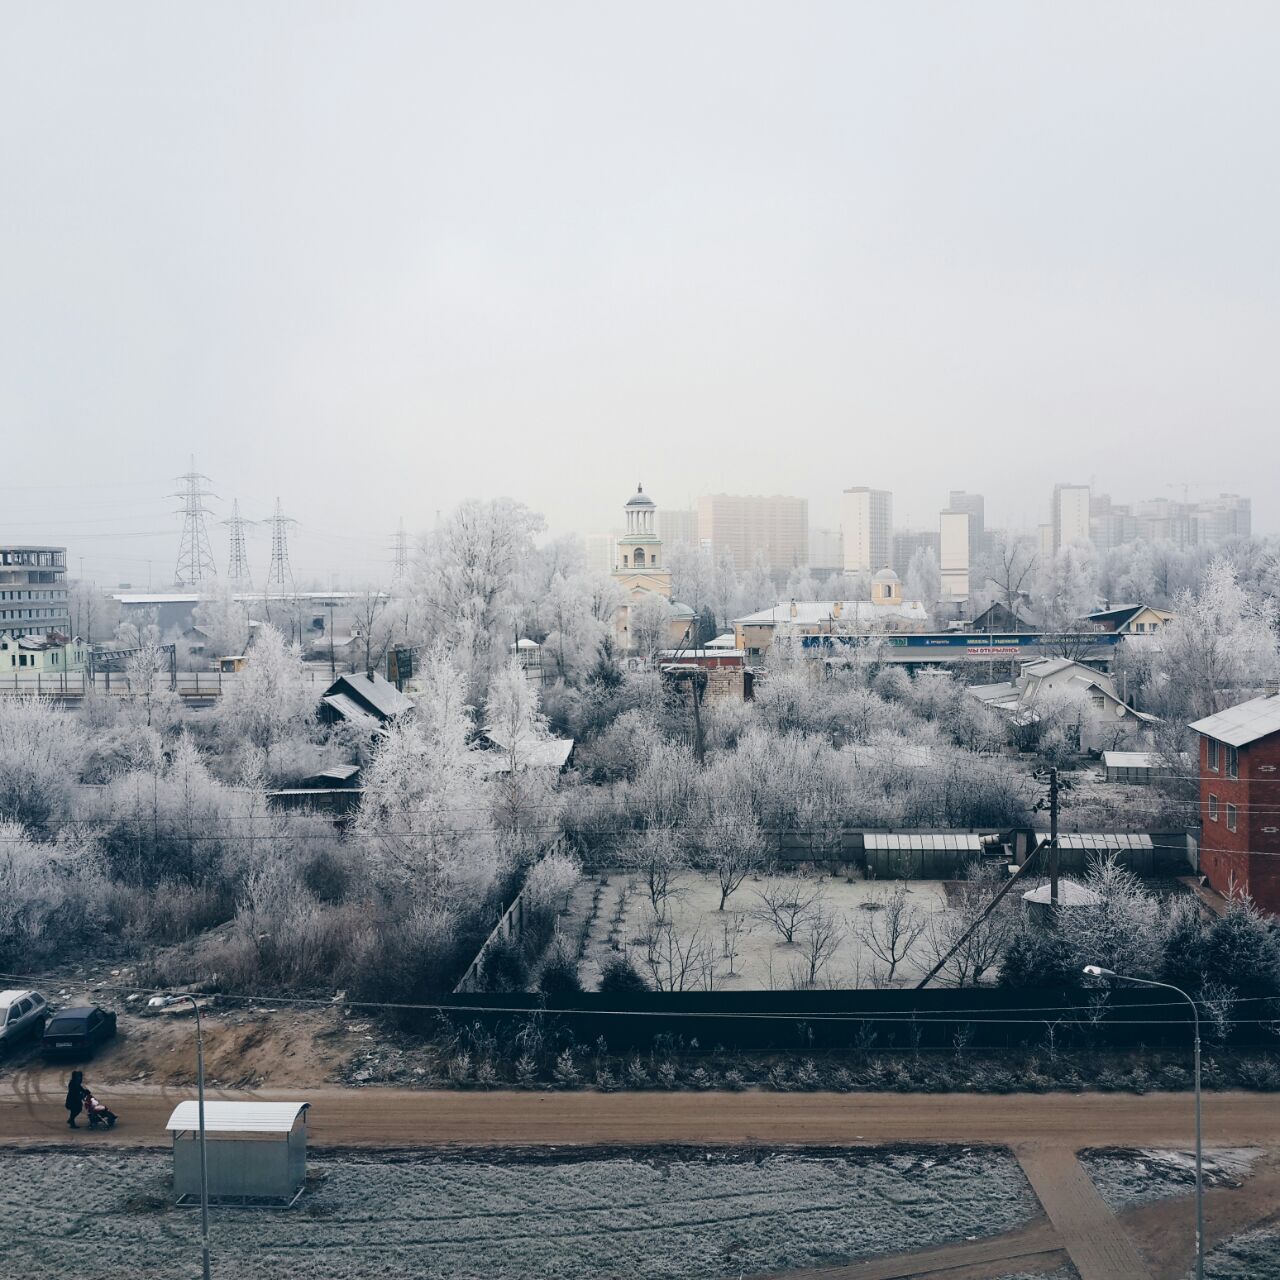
[166,1101,309,1134]
[1057,833,1154,851]
[1189,694,1280,748]
[863,834,985,852]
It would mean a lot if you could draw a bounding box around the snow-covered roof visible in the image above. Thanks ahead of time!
[166,1101,309,1134]
[1022,879,1101,907]
[1052,833,1154,851]
[705,633,737,648]
[1102,751,1158,769]
[863,833,986,852]
[735,600,929,626]
[321,693,381,733]
[1189,693,1280,748]
[326,671,414,720]
[476,735,575,772]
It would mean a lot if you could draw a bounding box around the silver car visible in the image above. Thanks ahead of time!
[0,990,48,1048]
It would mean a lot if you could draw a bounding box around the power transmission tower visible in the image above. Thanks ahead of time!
[223,499,254,589]
[264,498,296,593]
[172,459,219,588]
[391,518,409,583]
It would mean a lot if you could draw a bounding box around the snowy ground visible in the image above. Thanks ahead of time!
[1079,1147,1264,1213]
[575,869,953,990]
[3,1145,1037,1280]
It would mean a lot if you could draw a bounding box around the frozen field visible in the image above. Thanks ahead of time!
[1079,1147,1264,1212]
[575,870,952,990]
[2,1145,1036,1280]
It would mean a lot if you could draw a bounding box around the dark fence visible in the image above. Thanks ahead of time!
[417,985,1279,1054]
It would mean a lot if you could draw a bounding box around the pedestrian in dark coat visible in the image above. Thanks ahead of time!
[65,1070,88,1128]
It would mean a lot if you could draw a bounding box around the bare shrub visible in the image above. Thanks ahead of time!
[750,876,825,945]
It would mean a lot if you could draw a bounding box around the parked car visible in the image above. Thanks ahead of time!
[41,1005,118,1059]
[0,990,48,1049]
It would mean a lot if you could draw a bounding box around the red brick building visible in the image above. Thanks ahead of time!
[1189,693,1280,915]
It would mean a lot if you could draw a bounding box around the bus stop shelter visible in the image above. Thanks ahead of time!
[165,1100,310,1207]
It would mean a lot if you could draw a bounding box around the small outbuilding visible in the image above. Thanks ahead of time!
[165,1100,310,1207]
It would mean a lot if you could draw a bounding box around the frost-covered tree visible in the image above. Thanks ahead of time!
[356,645,501,907]
[739,553,775,616]
[1057,856,1165,979]
[0,696,84,827]
[124,624,172,728]
[484,657,561,840]
[856,883,928,986]
[1157,560,1279,719]
[408,498,545,690]
[983,534,1038,616]
[710,552,741,628]
[351,588,395,676]
[1033,544,1098,633]
[668,543,716,619]
[905,546,941,611]
[698,807,766,909]
[193,587,251,662]
[629,592,672,658]
[217,622,313,769]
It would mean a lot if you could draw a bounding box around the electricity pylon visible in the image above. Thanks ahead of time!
[172,459,218,589]
[224,500,253,589]
[391,518,409,583]
[265,499,296,593]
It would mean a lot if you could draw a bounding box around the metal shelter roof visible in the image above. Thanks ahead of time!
[1056,833,1154,851]
[1189,693,1280,748]
[862,834,986,852]
[166,1101,310,1134]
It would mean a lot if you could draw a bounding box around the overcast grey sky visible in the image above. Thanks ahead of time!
[1,2,1277,584]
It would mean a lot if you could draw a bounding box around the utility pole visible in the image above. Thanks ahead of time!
[327,601,336,677]
[1048,766,1060,907]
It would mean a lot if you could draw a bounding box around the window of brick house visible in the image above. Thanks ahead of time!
[1208,739,1219,772]
[1209,794,1219,821]
[1226,745,1239,779]
[1226,803,1238,832]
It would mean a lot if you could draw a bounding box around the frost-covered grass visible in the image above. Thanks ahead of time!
[2,1145,1037,1280]
[1200,1226,1280,1278]
[1080,1147,1263,1212]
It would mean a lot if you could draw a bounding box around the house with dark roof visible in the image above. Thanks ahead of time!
[1083,604,1174,635]
[318,671,414,733]
[969,601,1037,633]
[1189,692,1280,914]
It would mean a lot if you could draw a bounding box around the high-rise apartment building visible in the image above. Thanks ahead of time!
[656,508,699,550]
[1052,484,1091,551]
[0,545,70,637]
[947,490,987,558]
[939,510,970,601]
[808,527,844,574]
[1087,492,1252,552]
[842,487,892,573]
[696,494,808,570]
[891,529,940,576]
[584,532,619,578]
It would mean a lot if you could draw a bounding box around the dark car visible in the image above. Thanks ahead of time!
[41,1006,118,1059]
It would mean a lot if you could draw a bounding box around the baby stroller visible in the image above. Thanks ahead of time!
[85,1094,118,1130]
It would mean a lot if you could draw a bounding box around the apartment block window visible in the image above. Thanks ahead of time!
[1207,739,1219,772]
[1226,803,1238,833]
[1209,794,1219,821]
[1226,745,1239,779]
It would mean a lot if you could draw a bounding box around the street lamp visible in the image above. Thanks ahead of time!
[1083,965,1203,1280]
[178,994,213,1280]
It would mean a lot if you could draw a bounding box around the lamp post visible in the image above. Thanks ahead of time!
[1083,966,1202,1280]
[178,994,213,1280]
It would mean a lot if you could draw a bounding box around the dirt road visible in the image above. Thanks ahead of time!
[2,1079,1277,1151]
